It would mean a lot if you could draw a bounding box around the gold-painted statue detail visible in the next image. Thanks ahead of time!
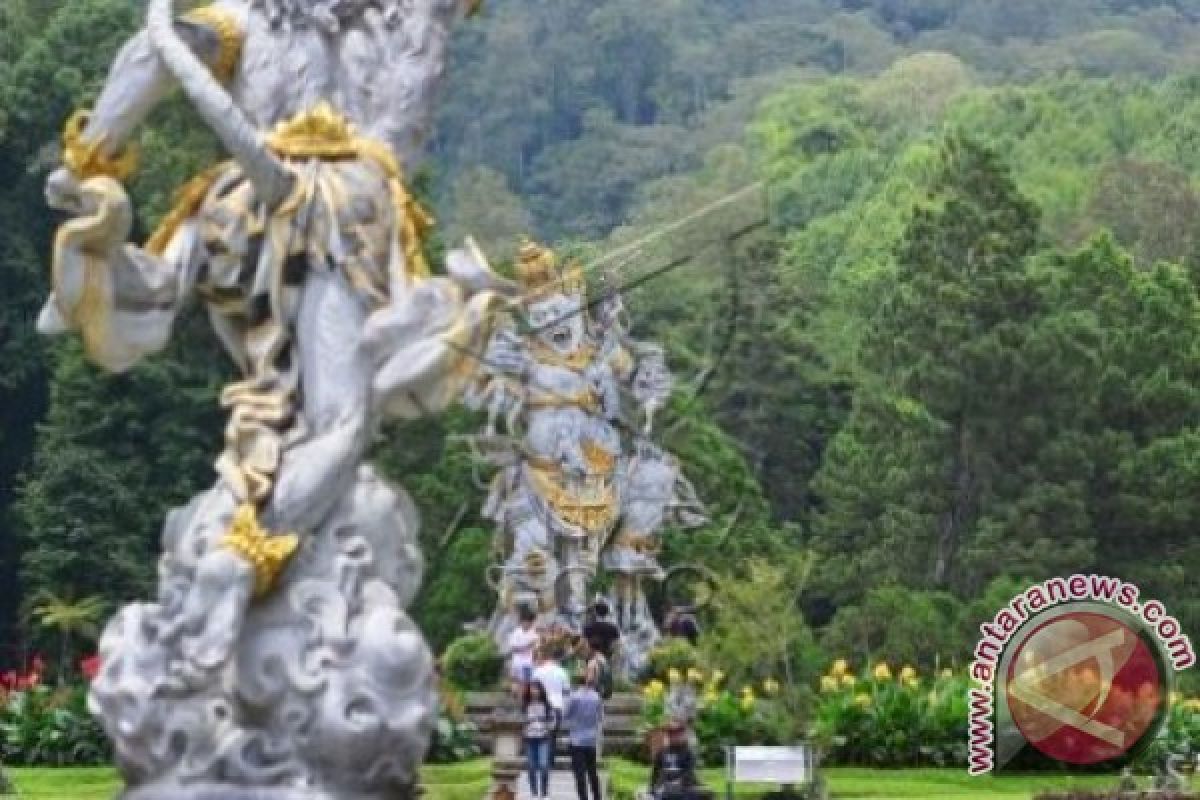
[467,241,707,675]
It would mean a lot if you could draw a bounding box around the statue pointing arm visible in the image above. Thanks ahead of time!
[38,2,251,373]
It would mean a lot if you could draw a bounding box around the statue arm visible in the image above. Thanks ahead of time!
[365,245,513,422]
[77,6,241,162]
[36,177,204,373]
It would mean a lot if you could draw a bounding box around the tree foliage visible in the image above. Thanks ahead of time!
[3,0,1200,672]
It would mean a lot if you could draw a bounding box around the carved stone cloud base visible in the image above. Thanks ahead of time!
[91,467,435,799]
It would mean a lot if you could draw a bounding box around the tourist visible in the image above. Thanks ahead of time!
[663,606,700,646]
[580,639,614,701]
[582,598,621,660]
[563,671,605,800]
[523,681,555,799]
[650,718,699,800]
[532,646,571,721]
[506,607,540,699]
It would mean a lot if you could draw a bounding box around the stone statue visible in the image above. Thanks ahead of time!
[36,1,507,797]
[466,240,707,676]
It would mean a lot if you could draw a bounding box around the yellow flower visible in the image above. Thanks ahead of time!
[854,693,871,709]
[711,669,726,686]
[820,675,839,693]
[741,695,756,711]
[741,685,755,697]
[668,668,682,685]
[1169,691,1182,705]
[830,659,850,678]
[841,673,856,688]
[643,680,665,699]
[1184,698,1200,712]
[899,666,917,682]
[940,668,954,679]
[703,689,719,706]
[763,678,781,696]
[687,667,705,684]
[873,662,892,681]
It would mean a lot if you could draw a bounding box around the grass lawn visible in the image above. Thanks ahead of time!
[7,761,1195,799]
[607,759,1198,800]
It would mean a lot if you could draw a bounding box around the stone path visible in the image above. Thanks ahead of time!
[515,769,610,800]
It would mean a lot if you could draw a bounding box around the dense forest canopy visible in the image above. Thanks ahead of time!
[1,0,1198,673]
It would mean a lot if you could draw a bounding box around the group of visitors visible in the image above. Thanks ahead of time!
[504,599,704,800]
[506,600,619,800]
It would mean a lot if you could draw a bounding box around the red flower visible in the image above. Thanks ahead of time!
[1,671,15,690]
[81,654,102,681]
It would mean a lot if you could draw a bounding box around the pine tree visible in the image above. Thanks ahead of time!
[813,134,1051,596]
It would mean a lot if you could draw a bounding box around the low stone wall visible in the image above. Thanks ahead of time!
[464,691,646,758]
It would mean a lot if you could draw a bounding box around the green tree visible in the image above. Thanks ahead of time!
[0,0,143,652]
[813,134,1049,595]
[25,591,106,685]
[820,586,963,669]
[443,166,533,263]
[701,555,822,707]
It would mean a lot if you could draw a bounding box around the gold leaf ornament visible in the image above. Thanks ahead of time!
[61,110,139,182]
[184,5,245,83]
[221,504,300,597]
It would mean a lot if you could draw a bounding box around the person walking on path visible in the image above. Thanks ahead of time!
[579,638,613,701]
[564,672,605,800]
[507,608,541,700]
[583,598,621,660]
[532,646,571,720]
[523,681,556,799]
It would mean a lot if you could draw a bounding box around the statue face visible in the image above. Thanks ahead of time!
[527,292,586,355]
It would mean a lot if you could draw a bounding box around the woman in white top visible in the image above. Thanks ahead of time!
[506,608,541,699]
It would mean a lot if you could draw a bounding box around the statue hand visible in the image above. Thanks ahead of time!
[486,328,530,377]
[45,167,85,214]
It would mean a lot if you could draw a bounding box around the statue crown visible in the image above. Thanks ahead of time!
[516,238,585,300]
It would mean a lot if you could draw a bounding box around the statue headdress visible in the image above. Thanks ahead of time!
[516,239,585,302]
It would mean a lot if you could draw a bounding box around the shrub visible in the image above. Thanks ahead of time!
[427,711,482,764]
[644,639,702,683]
[640,668,792,766]
[0,684,110,766]
[1132,695,1200,770]
[811,661,967,768]
[442,633,503,692]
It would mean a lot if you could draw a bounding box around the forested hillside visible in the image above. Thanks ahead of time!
[2,0,1198,671]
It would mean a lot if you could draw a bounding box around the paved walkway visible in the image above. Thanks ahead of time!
[516,768,609,800]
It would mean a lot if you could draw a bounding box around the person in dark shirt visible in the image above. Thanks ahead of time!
[664,607,700,646]
[650,719,699,800]
[582,598,620,660]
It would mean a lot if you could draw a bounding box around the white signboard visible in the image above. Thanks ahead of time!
[731,746,812,784]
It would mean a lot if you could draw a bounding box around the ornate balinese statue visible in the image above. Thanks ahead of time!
[36,1,506,797]
[467,240,707,676]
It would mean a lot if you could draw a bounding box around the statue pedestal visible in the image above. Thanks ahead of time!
[487,709,525,800]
